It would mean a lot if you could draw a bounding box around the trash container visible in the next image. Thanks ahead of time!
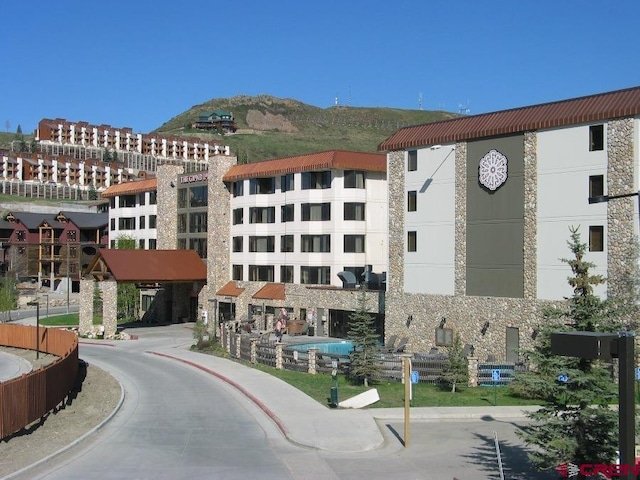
[330,386,338,407]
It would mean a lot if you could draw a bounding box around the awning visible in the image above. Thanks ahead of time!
[216,281,245,297]
[252,283,286,301]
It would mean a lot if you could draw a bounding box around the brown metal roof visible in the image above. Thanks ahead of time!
[252,283,286,301]
[379,85,640,151]
[87,249,206,282]
[100,178,157,198]
[216,281,245,297]
[222,150,386,182]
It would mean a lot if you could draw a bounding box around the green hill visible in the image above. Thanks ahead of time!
[155,95,458,162]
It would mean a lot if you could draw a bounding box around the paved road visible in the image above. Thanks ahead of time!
[9,324,556,480]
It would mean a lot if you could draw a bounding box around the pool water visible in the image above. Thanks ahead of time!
[289,341,354,356]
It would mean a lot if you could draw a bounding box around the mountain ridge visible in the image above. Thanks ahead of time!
[155,94,459,162]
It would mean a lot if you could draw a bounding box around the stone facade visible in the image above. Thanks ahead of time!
[156,164,183,250]
[385,135,562,361]
[605,118,636,300]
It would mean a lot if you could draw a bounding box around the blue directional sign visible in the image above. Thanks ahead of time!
[635,367,640,381]
[557,374,569,383]
[492,369,500,382]
[411,370,419,384]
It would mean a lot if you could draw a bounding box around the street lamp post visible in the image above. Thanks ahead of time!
[588,190,639,479]
[26,300,40,359]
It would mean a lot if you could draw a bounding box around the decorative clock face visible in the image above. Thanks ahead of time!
[478,149,508,191]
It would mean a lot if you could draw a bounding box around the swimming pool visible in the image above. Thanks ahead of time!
[289,341,354,356]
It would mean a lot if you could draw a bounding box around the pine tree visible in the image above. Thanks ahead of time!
[441,333,468,392]
[511,226,625,472]
[115,236,140,322]
[347,292,382,387]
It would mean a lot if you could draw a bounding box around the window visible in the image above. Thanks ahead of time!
[249,265,274,282]
[232,264,243,281]
[408,191,417,212]
[281,173,294,192]
[407,231,417,252]
[15,230,25,241]
[343,266,365,283]
[344,235,365,253]
[249,206,275,224]
[344,170,365,189]
[233,208,244,225]
[139,216,146,229]
[177,188,188,208]
[138,239,145,249]
[110,239,116,248]
[189,238,207,259]
[67,230,76,241]
[149,191,157,205]
[249,177,275,194]
[232,236,243,252]
[280,234,294,252]
[148,239,157,250]
[301,203,330,221]
[233,181,244,197]
[189,212,207,232]
[589,226,604,252]
[110,218,115,230]
[589,175,604,198]
[300,266,331,285]
[118,217,135,230]
[301,171,331,189]
[301,234,331,253]
[177,214,187,234]
[280,265,294,283]
[149,215,157,228]
[408,150,417,171]
[590,124,604,151]
[281,204,294,222]
[120,194,136,207]
[249,236,275,252]
[178,238,187,249]
[344,202,365,221]
[109,197,115,209]
[190,185,208,207]
[139,193,146,206]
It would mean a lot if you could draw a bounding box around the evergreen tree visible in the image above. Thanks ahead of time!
[441,333,468,392]
[347,292,382,387]
[511,227,625,472]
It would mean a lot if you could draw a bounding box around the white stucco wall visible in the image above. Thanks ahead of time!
[404,145,456,295]
[536,124,608,300]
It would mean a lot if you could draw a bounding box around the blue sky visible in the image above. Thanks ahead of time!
[2,1,639,135]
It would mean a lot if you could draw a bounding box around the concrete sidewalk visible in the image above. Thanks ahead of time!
[7,317,539,455]
[147,344,539,454]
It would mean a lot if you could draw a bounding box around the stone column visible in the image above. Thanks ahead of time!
[276,343,283,370]
[102,280,117,338]
[78,278,94,336]
[250,337,259,364]
[308,348,318,374]
[467,356,478,387]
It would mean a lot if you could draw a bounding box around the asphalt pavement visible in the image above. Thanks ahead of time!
[3,317,552,479]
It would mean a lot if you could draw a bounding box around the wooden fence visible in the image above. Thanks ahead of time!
[0,324,79,440]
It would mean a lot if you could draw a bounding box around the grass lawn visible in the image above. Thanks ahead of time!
[199,342,542,409]
[40,313,104,326]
